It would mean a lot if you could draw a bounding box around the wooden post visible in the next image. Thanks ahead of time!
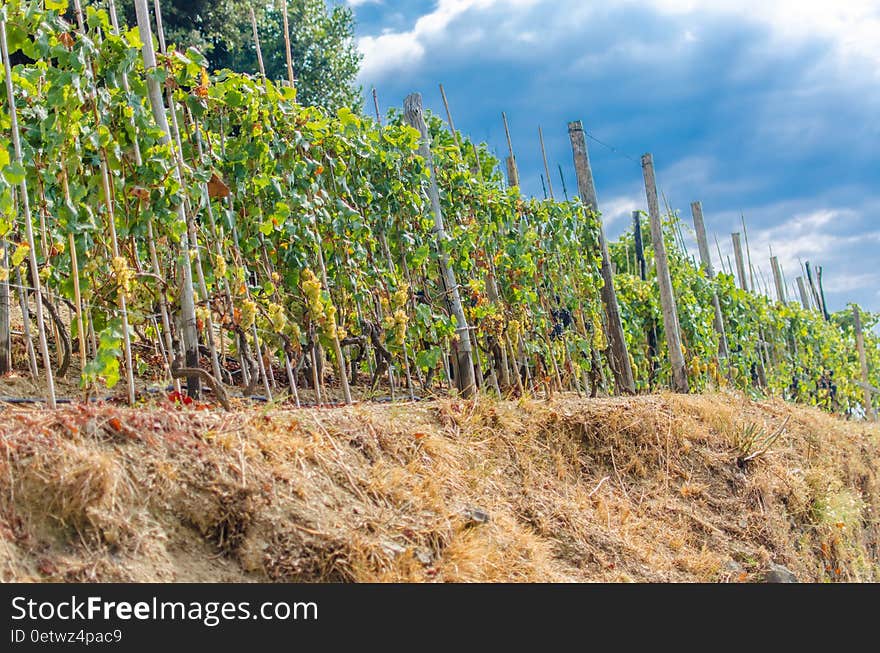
[633,211,658,381]
[691,201,729,359]
[438,84,462,151]
[731,233,748,291]
[404,93,475,397]
[14,264,38,379]
[796,277,811,310]
[75,0,137,404]
[853,305,875,422]
[250,6,267,80]
[505,157,519,188]
[1,19,56,407]
[281,0,295,87]
[136,0,202,398]
[371,88,382,125]
[108,0,178,391]
[153,0,228,395]
[68,231,87,373]
[502,112,520,188]
[472,143,484,182]
[805,261,822,315]
[771,256,786,303]
[0,237,9,374]
[538,126,555,200]
[641,153,688,394]
[568,121,635,394]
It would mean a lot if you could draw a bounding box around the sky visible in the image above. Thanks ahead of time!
[343,0,880,317]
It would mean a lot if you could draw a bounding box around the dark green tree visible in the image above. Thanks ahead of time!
[122,0,361,112]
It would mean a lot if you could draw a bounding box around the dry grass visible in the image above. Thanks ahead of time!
[0,390,877,583]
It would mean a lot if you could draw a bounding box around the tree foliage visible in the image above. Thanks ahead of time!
[121,0,361,111]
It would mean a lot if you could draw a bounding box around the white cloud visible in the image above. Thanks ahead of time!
[822,272,880,294]
[357,0,540,79]
[356,0,880,82]
[601,193,643,228]
[635,0,880,68]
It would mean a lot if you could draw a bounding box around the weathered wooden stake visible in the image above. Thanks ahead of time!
[633,211,658,381]
[805,261,822,315]
[0,238,9,374]
[136,0,202,397]
[770,256,786,303]
[796,277,811,310]
[731,233,748,291]
[504,157,518,188]
[68,231,87,373]
[538,126,555,200]
[853,305,876,422]
[568,121,635,394]
[438,84,462,151]
[14,264,38,379]
[691,201,728,358]
[371,87,382,125]
[281,0,295,87]
[75,0,137,403]
[2,20,57,407]
[853,304,877,422]
[404,94,475,397]
[641,153,688,394]
[502,112,520,188]
[250,6,267,80]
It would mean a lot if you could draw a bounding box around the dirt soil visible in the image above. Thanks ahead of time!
[0,391,877,583]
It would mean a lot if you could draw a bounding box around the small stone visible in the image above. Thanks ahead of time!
[414,548,434,565]
[763,563,798,583]
[724,560,743,574]
[463,507,490,526]
[380,539,406,557]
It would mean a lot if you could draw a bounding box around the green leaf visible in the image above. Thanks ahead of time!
[416,347,443,372]
[225,89,244,107]
[3,162,26,185]
[45,0,68,11]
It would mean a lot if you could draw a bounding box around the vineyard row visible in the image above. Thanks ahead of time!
[0,0,877,420]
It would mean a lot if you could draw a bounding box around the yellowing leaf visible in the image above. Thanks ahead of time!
[11,243,29,267]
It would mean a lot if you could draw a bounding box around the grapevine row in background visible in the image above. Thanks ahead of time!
[0,0,876,418]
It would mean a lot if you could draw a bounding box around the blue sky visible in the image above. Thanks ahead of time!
[344,0,880,316]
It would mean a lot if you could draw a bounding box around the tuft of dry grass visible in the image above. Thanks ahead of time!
[0,390,877,583]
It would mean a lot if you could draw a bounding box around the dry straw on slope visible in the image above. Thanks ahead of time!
[0,391,877,583]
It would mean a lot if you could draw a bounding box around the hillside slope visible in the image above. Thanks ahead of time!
[1,392,877,583]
